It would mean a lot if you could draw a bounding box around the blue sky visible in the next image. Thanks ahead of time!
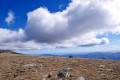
[0,0,120,54]
[0,0,70,30]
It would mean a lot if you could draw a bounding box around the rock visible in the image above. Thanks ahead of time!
[65,68,71,71]
[69,56,74,58]
[42,74,49,78]
[22,63,37,67]
[20,71,25,74]
[100,65,105,67]
[106,69,115,72]
[77,77,85,80]
[57,68,71,78]
[42,74,51,78]
[40,78,46,80]
[70,74,74,78]
[65,73,70,77]
[48,74,51,78]
[72,60,78,62]
[40,64,44,66]
[13,73,18,78]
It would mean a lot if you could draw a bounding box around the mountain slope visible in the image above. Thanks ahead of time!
[0,52,120,80]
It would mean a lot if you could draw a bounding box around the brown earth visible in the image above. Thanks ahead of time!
[0,53,120,80]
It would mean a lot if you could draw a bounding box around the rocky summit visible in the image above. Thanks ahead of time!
[0,52,120,80]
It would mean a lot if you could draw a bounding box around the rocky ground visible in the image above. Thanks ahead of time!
[0,52,120,80]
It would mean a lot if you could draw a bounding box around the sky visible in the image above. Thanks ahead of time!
[0,0,120,54]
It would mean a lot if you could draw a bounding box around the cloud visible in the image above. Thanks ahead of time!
[108,46,120,51]
[0,0,120,50]
[0,41,43,50]
[80,38,109,47]
[25,0,120,48]
[111,46,120,48]
[5,10,15,25]
[0,28,44,50]
[0,28,24,43]
[59,4,65,9]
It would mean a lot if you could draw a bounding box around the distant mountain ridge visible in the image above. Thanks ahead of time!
[39,52,120,60]
[1,50,120,60]
[0,50,20,54]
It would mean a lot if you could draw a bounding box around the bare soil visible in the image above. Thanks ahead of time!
[0,53,120,80]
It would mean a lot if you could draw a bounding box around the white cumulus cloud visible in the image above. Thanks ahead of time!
[0,28,44,50]
[25,0,120,48]
[5,10,15,25]
[0,0,120,50]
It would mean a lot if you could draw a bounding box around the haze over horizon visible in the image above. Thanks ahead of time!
[0,0,120,54]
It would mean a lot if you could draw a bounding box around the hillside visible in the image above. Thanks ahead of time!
[0,52,120,80]
[0,50,20,54]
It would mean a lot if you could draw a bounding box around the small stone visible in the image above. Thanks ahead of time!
[48,74,51,78]
[72,60,78,62]
[42,74,49,78]
[20,71,25,74]
[65,73,70,77]
[40,64,44,66]
[100,65,105,67]
[13,74,18,78]
[42,74,51,78]
[106,69,115,72]
[70,74,74,78]
[23,63,37,67]
[77,77,85,80]
[65,68,71,71]
[41,78,46,80]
